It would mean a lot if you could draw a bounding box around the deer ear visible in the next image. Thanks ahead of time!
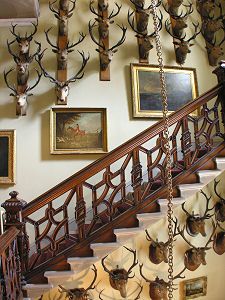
[173,41,180,46]
[10,93,15,97]
[52,49,58,54]
[113,49,118,53]
[68,13,73,18]
[189,43,194,47]
[28,93,33,96]
[109,20,114,24]
[54,14,60,20]
[96,49,100,53]
[68,49,74,53]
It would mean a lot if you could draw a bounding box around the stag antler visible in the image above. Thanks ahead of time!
[200,189,215,219]
[4,68,17,95]
[163,2,193,19]
[187,22,201,42]
[7,39,20,63]
[85,264,98,291]
[205,219,217,248]
[214,179,225,203]
[123,246,138,278]
[25,69,42,95]
[139,264,152,283]
[108,3,122,20]
[89,20,105,49]
[109,24,127,52]
[173,266,186,280]
[58,285,74,297]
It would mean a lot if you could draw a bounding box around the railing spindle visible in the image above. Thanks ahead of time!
[75,184,86,240]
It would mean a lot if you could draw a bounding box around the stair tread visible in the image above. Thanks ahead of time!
[45,270,76,277]
[91,242,119,249]
[178,183,204,190]
[158,197,184,206]
[136,212,164,219]
[114,227,142,234]
[68,256,98,263]
[197,170,221,175]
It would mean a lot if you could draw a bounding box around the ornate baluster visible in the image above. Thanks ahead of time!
[181,116,192,169]
[1,191,29,278]
[131,148,142,205]
[75,184,86,240]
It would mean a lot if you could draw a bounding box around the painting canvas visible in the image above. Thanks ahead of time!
[180,277,207,299]
[131,64,198,118]
[50,108,108,154]
[0,130,16,184]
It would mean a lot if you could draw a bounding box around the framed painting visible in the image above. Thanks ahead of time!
[180,276,207,299]
[131,64,199,118]
[0,130,16,184]
[50,108,108,154]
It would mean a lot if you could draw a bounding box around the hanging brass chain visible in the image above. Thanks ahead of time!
[150,1,174,298]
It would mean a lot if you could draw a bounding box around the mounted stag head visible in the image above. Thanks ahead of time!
[213,223,225,255]
[177,221,216,271]
[89,1,121,39]
[201,3,224,43]
[205,35,225,67]
[139,264,186,300]
[145,229,169,264]
[49,0,76,36]
[163,3,193,38]
[101,246,138,298]
[166,20,200,64]
[130,0,153,33]
[213,179,225,222]
[89,21,126,71]
[98,0,109,12]
[45,28,85,70]
[4,68,42,116]
[181,190,214,237]
[9,21,38,57]
[58,265,97,300]
[166,0,184,15]
[197,0,216,18]
[7,40,41,86]
[128,10,163,60]
[37,50,89,103]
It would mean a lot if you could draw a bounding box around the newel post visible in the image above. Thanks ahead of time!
[213,60,225,126]
[1,191,29,277]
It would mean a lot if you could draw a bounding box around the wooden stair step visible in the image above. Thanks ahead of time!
[68,256,99,272]
[197,169,222,184]
[44,270,77,286]
[23,284,53,299]
[178,183,204,199]
[136,212,164,228]
[90,242,119,258]
[215,157,225,170]
[114,227,143,243]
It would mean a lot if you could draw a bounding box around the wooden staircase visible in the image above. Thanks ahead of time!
[1,63,225,299]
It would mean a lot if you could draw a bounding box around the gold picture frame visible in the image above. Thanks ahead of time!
[180,276,207,299]
[131,64,199,118]
[50,108,108,154]
[0,130,16,184]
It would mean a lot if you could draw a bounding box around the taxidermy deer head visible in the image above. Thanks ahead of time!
[181,190,214,237]
[213,179,225,222]
[128,10,163,60]
[59,0,75,12]
[58,265,97,300]
[99,283,143,300]
[145,229,169,264]
[45,28,85,70]
[197,0,216,18]
[177,220,216,271]
[9,21,38,58]
[101,246,138,298]
[49,0,76,36]
[4,68,42,116]
[166,20,200,64]
[89,1,121,39]
[139,264,186,300]
[89,21,126,71]
[37,49,89,103]
[205,36,225,67]
[213,223,225,255]
[165,0,184,15]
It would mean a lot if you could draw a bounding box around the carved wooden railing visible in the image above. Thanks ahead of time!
[0,226,22,300]
[2,63,225,280]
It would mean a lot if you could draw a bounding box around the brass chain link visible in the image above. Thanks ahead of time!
[150,0,174,298]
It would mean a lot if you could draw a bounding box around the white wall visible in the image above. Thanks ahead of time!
[0,0,224,205]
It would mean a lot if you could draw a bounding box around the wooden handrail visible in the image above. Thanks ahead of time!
[0,226,20,255]
[22,82,223,217]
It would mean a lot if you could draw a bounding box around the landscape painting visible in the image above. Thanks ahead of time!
[180,276,207,299]
[131,64,198,118]
[0,130,16,184]
[51,108,108,154]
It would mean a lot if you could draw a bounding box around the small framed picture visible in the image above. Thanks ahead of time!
[0,130,16,184]
[50,108,108,154]
[180,276,207,299]
[131,64,199,118]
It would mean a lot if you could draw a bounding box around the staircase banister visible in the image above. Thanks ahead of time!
[22,82,223,218]
[0,226,20,255]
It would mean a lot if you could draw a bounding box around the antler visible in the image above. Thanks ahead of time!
[173,266,186,280]
[101,254,112,275]
[175,221,197,249]
[85,264,98,291]
[108,3,122,20]
[26,19,38,41]
[65,50,89,84]
[45,27,59,50]
[165,19,186,41]
[139,264,152,283]
[134,282,143,300]
[163,2,193,19]
[109,24,127,52]
[123,246,138,278]
[145,229,157,243]
[187,22,201,42]
[49,0,60,16]
[7,39,20,63]
[200,189,215,219]
[205,219,217,248]
[181,202,192,217]
[68,0,76,14]
[214,179,225,203]
[90,0,102,18]
[25,69,42,94]
[68,32,86,49]
[89,20,106,49]
[4,68,17,95]
[10,24,21,41]
[28,41,41,62]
